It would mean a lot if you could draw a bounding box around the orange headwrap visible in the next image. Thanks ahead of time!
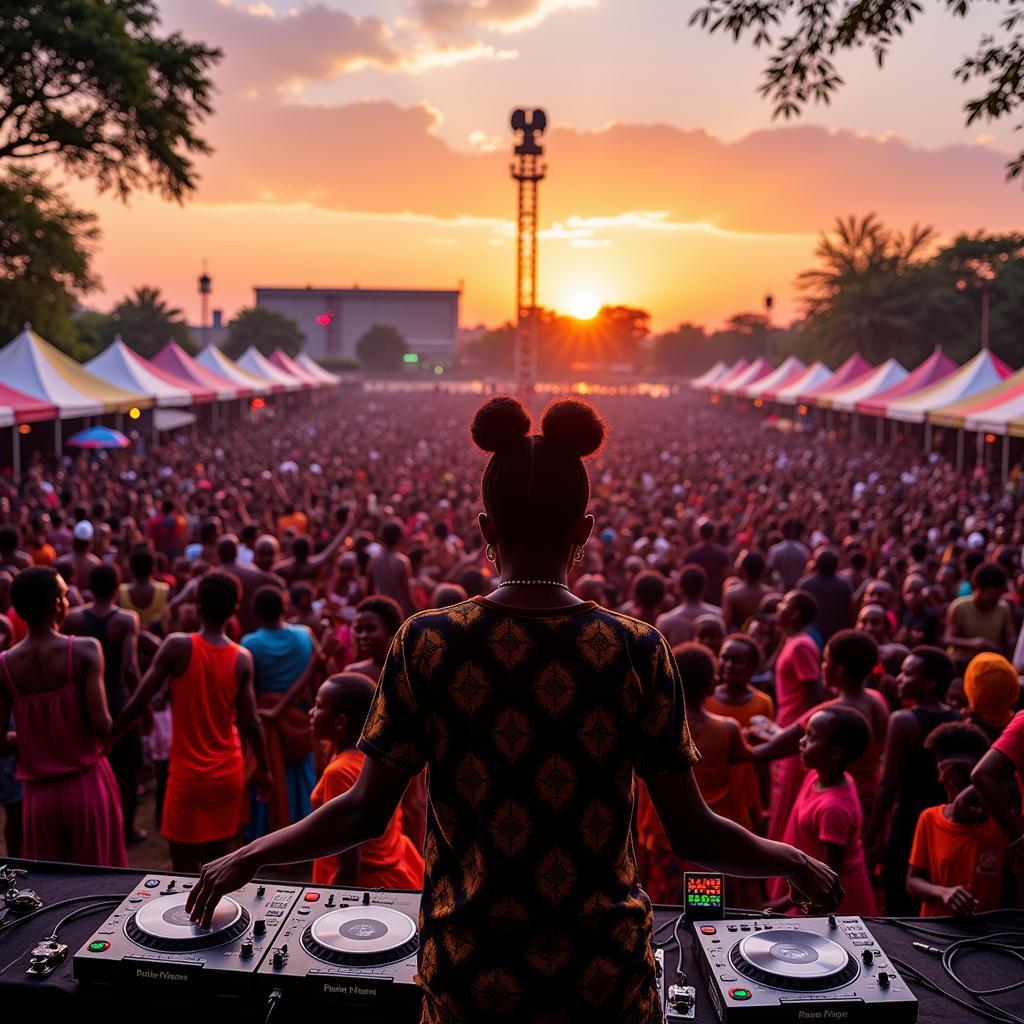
[963,653,1021,729]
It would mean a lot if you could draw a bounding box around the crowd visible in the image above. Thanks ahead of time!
[1,390,1023,918]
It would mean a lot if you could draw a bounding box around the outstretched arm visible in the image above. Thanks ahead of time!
[186,755,411,927]
[645,766,841,911]
[972,747,1024,849]
[111,635,185,744]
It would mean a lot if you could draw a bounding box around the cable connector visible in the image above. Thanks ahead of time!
[912,941,944,956]
[264,986,285,1024]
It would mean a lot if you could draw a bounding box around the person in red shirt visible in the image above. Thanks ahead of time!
[973,708,1024,871]
[308,672,423,888]
[907,721,1008,916]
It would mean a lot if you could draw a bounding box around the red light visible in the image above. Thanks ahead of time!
[251,397,265,410]
[316,313,332,326]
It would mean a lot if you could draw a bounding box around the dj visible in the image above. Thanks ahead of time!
[187,397,842,1023]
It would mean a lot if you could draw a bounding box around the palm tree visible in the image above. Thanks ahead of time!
[109,286,193,357]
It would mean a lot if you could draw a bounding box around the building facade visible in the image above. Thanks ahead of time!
[254,287,460,362]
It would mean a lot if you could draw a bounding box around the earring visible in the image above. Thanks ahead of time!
[574,545,585,563]
[485,544,496,562]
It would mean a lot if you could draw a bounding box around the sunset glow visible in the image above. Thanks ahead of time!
[569,292,600,320]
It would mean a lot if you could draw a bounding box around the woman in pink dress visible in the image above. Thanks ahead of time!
[0,567,125,866]
[767,590,824,840]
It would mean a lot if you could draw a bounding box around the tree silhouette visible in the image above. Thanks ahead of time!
[356,325,409,373]
[108,286,193,358]
[222,307,304,360]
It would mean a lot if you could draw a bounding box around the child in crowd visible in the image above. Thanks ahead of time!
[867,646,960,915]
[308,673,424,888]
[772,707,877,915]
[962,653,1021,745]
[747,629,889,828]
[907,721,1008,916]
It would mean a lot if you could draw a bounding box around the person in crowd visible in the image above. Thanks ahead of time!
[345,595,405,679]
[63,563,144,845]
[944,562,1016,673]
[27,515,56,567]
[55,521,101,595]
[0,527,30,573]
[184,397,840,1024]
[432,583,469,609]
[308,673,424,888]
[241,586,318,837]
[119,546,171,636]
[112,572,274,872]
[655,564,720,646]
[147,500,187,563]
[367,519,417,619]
[767,589,823,839]
[722,550,771,630]
[747,629,889,829]
[898,573,941,647]
[771,707,877,915]
[972,708,1024,871]
[694,612,726,656]
[962,652,1022,744]
[798,550,852,644]
[0,567,125,866]
[683,518,730,605]
[867,646,961,914]
[768,518,810,592]
[907,721,1008,916]
[622,570,669,626]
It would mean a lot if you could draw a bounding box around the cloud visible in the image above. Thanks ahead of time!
[411,0,598,38]
[189,93,1020,241]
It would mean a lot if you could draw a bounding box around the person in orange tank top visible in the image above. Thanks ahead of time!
[308,673,423,888]
[113,571,274,872]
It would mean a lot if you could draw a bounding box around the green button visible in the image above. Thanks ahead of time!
[88,941,110,952]
[729,988,751,1001]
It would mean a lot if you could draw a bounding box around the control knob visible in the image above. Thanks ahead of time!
[240,940,254,959]
[877,971,890,988]
[253,918,267,936]
[272,944,289,969]
[862,949,874,965]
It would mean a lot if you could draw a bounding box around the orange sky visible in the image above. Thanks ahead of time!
[67,0,1024,333]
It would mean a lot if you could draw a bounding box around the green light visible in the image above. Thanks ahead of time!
[403,353,419,364]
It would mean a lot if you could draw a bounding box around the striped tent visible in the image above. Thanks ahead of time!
[690,360,732,390]
[151,341,248,401]
[269,349,323,387]
[0,326,151,417]
[856,348,958,418]
[819,359,909,412]
[295,352,342,385]
[196,346,273,395]
[236,348,306,392]
[86,338,215,406]
[765,362,832,404]
[742,356,806,398]
[721,357,772,394]
[797,354,873,406]
[889,350,1012,424]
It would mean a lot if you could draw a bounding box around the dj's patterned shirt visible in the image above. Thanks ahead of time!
[358,597,701,1024]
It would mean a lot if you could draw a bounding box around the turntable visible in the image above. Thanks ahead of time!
[692,916,917,1023]
[256,885,421,1015]
[73,874,301,995]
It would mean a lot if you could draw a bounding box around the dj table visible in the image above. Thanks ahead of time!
[0,859,1020,1022]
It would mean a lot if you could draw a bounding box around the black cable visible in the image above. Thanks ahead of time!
[47,899,122,941]
[942,931,1024,998]
[672,913,687,984]
[0,894,130,936]
[888,954,1023,1024]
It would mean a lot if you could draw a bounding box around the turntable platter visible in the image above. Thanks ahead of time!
[126,895,250,952]
[731,930,859,991]
[303,906,418,967]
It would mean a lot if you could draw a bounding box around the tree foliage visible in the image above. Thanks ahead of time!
[690,0,1024,179]
[106,286,193,358]
[0,0,221,200]
[356,324,409,373]
[222,307,304,360]
[0,167,99,356]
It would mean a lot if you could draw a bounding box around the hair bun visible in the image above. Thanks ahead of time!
[541,399,606,458]
[471,396,531,453]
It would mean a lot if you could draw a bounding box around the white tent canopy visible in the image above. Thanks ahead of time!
[771,362,832,405]
[85,338,194,408]
[690,360,731,390]
[295,352,341,385]
[196,346,272,394]
[825,359,909,412]
[236,348,304,392]
[886,350,1008,423]
[742,356,805,398]
[721,357,771,393]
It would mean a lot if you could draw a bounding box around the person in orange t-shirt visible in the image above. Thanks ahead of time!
[309,673,423,889]
[908,721,1008,916]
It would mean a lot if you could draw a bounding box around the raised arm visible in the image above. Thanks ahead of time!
[111,634,187,744]
[185,755,412,927]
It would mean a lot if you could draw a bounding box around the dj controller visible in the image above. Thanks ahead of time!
[73,873,421,1016]
[63,869,920,1023]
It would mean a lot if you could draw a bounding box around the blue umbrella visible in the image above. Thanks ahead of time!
[66,426,131,449]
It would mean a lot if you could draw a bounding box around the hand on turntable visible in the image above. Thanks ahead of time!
[787,852,844,915]
[186,848,259,929]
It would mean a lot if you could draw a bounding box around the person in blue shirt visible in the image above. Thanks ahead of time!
[241,586,318,838]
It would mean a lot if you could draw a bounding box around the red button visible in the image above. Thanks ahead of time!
[700,926,717,935]
[304,892,320,902]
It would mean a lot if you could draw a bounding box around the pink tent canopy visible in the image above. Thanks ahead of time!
[797,354,873,404]
[856,348,958,417]
[0,383,58,424]
[269,349,322,387]
[151,342,250,400]
[721,357,772,394]
[709,359,750,391]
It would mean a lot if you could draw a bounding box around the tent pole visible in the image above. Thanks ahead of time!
[12,425,20,483]
[116,411,123,432]
[852,412,858,438]
[925,421,932,454]
[976,431,984,467]
[1003,435,1010,485]
[876,418,883,447]
[55,417,62,453]
[956,429,964,472]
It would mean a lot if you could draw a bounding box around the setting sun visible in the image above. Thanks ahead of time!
[569,292,600,320]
